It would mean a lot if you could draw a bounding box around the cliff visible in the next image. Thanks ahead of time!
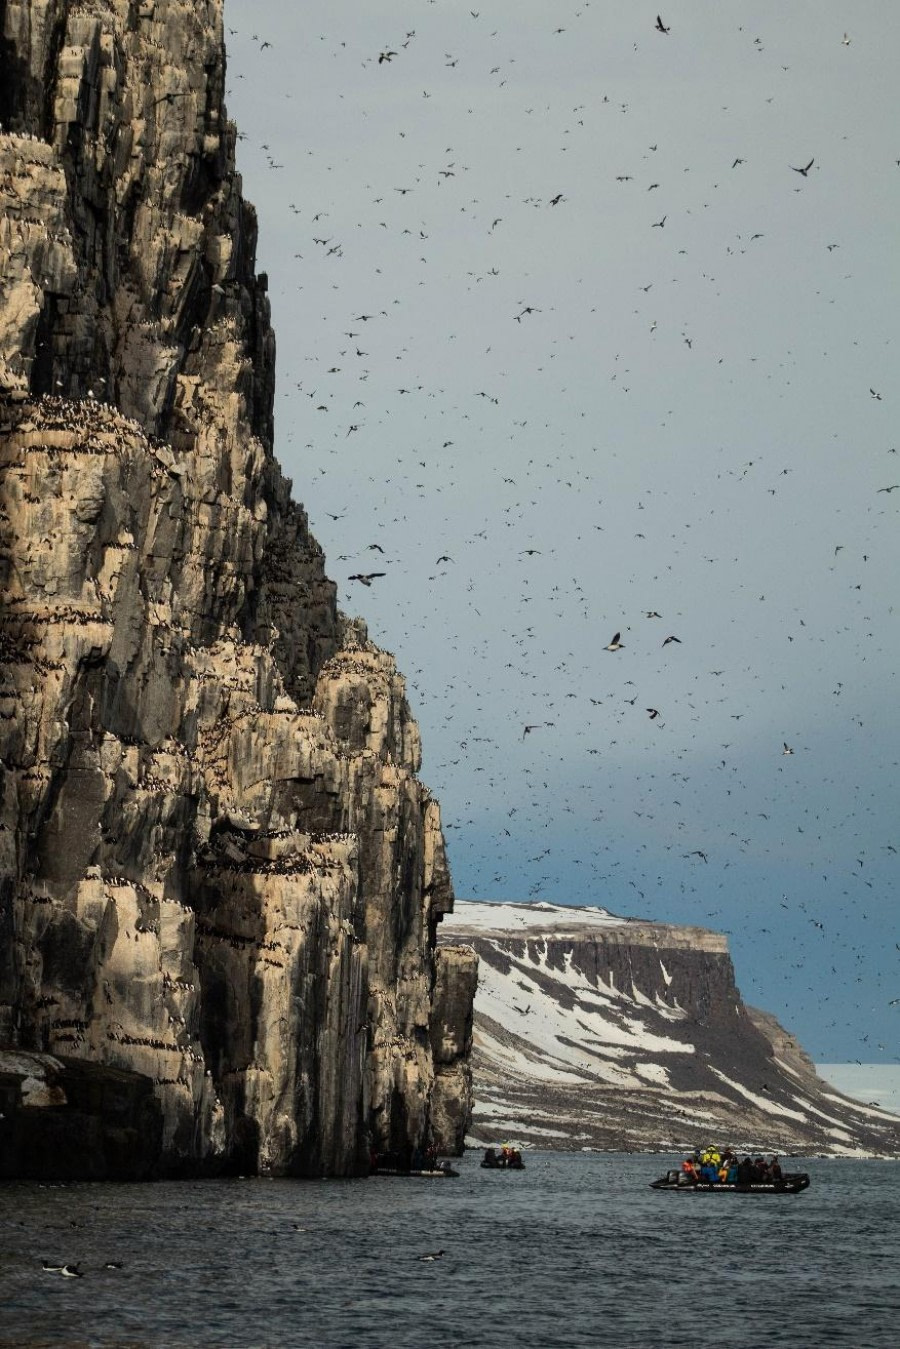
[0,0,474,1177]
[440,902,900,1156]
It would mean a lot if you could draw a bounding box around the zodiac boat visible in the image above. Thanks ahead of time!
[650,1168,810,1194]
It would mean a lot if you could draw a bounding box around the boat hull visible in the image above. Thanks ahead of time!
[371,1166,459,1178]
[651,1171,809,1194]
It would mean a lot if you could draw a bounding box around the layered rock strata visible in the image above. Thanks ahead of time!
[0,0,473,1177]
[440,902,900,1156]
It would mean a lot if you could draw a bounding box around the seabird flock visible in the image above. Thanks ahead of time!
[219,4,897,1055]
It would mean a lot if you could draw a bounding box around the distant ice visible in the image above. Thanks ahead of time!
[816,1065,900,1117]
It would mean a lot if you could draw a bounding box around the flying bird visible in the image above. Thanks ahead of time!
[348,572,386,586]
[662,635,681,646]
[783,742,794,755]
[655,15,670,34]
[605,633,625,652]
[791,159,814,177]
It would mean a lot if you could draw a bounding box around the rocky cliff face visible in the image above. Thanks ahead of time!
[440,902,900,1157]
[0,0,473,1177]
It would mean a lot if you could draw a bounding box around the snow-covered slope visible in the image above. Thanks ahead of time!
[440,902,900,1156]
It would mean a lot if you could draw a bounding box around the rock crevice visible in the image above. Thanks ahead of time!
[0,0,474,1178]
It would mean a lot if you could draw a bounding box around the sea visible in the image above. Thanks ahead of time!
[2,1151,898,1348]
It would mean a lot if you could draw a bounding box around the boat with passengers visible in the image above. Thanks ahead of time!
[651,1147,809,1194]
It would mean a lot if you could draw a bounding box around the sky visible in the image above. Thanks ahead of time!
[222,1,899,1062]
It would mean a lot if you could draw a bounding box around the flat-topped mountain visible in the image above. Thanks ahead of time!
[440,901,900,1156]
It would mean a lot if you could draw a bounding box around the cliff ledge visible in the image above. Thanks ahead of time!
[0,0,473,1177]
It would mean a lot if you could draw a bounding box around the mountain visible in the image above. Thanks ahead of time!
[0,0,474,1179]
[439,902,900,1156]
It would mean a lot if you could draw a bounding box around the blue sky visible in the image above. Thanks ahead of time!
[223,1,899,1061]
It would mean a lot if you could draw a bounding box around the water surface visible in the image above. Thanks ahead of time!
[2,1152,898,1347]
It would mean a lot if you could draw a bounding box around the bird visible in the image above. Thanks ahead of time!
[347,572,386,586]
[378,50,397,64]
[655,15,670,34]
[652,215,667,228]
[662,635,681,646]
[605,633,625,652]
[644,610,662,619]
[870,388,883,400]
[686,850,708,863]
[43,1262,83,1277]
[646,708,660,720]
[783,742,794,755]
[417,1250,445,1261]
[876,485,899,493]
[790,158,814,177]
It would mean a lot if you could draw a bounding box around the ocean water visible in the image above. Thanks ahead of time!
[2,1151,898,1348]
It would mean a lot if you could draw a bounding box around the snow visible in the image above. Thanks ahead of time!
[708,1067,809,1122]
[444,900,630,933]
[474,943,689,1078]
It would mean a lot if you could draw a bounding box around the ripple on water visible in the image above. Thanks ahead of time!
[1,1154,898,1348]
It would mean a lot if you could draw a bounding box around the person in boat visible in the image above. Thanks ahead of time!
[752,1156,769,1182]
[680,1155,698,1183]
[737,1156,754,1186]
[770,1156,782,1180]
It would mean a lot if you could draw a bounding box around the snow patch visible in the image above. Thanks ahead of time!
[708,1068,809,1122]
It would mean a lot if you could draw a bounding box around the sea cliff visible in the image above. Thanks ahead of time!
[440,902,900,1156]
[0,0,475,1178]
